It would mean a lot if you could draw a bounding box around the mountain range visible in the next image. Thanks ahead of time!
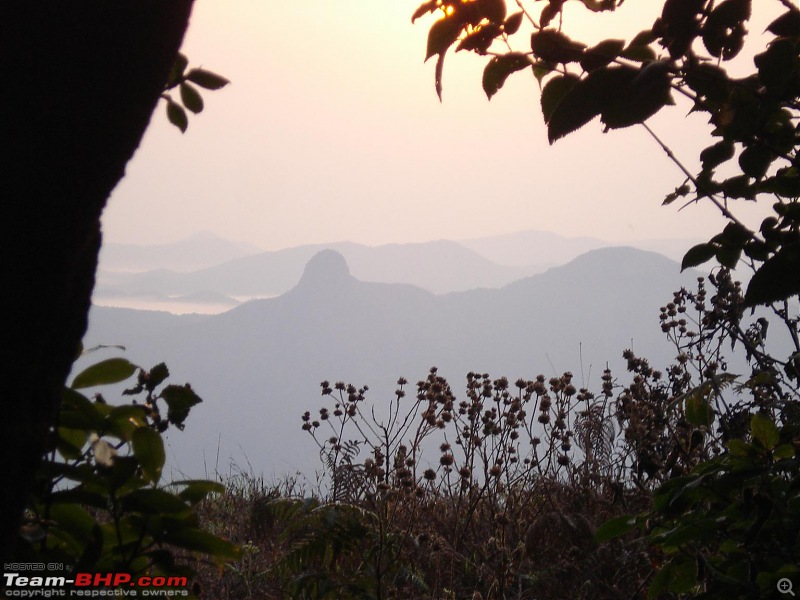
[82,246,698,480]
[93,230,700,313]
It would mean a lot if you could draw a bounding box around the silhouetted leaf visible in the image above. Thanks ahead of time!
[745,244,800,305]
[539,4,560,29]
[146,363,170,392]
[767,9,800,37]
[478,0,506,23]
[702,0,751,60]
[682,243,717,270]
[482,53,531,99]
[531,29,585,64]
[167,53,189,87]
[580,39,625,72]
[185,68,230,90]
[716,245,741,268]
[712,221,753,248]
[161,384,203,429]
[755,37,799,93]
[166,100,188,133]
[435,51,446,100]
[72,358,137,389]
[179,82,204,114]
[684,63,729,104]
[426,15,464,61]
[739,143,773,179]
[412,0,439,23]
[601,62,672,129]
[546,82,601,142]
[621,29,657,62]
[541,73,579,123]
[457,23,502,53]
[700,139,735,171]
[656,0,705,58]
[503,11,524,35]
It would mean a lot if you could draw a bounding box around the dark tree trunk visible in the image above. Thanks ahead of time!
[0,0,194,562]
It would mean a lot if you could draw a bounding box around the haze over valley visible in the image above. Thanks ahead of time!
[84,233,703,480]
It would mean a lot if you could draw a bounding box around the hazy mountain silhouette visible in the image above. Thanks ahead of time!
[94,239,541,304]
[99,231,262,273]
[460,229,701,265]
[83,247,697,479]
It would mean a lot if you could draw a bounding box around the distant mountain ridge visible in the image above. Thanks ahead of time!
[98,231,262,273]
[94,231,702,315]
[83,246,697,479]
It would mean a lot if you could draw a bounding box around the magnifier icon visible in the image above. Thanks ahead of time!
[778,578,795,596]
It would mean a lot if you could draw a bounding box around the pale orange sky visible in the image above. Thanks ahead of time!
[102,0,779,250]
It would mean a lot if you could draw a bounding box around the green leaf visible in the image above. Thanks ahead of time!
[482,53,530,99]
[163,527,240,560]
[122,489,190,515]
[179,82,204,114]
[185,68,230,90]
[160,384,203,429]
[594,514,637,543]
[773,443,795,459]
[57,427,88,460]
[540,73,579,123]
[681,243,717,270]
[132,427,166,484]
[175,480,225,505]
[166,100,188,133]
[71,358,138,389]
[647,558,698,598]
[750,413,779,450]
[59,387,105,430]
[685,394,714,427]
[107,405,148,441]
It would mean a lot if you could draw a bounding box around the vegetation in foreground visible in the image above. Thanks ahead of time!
[189,272,800,599]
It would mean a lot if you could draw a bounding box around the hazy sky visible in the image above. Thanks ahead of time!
[102,1,778,250]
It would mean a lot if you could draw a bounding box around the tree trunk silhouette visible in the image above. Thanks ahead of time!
[0,0,194,562]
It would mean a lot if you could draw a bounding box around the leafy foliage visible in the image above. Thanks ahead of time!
[16,348,239,593]
[412,0,800,308]
[161,53,229,133]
